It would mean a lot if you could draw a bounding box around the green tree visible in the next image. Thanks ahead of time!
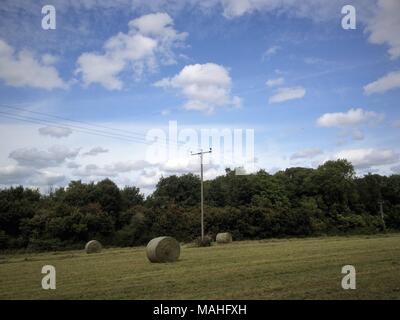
[121,186,144,209]
[150,174,200,207]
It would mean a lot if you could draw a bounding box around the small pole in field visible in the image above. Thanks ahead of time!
[378,200,386,231]
[191,148,212,240]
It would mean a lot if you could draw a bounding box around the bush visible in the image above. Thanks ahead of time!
[194,235,213,247]
[0,230,9,250]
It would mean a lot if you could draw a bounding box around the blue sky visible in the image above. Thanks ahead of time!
[0,0,399,192]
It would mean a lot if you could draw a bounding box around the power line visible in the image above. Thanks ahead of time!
[0,112,149,144]
[0,103,170,140]
[0,104,188,147]
[0,107,195,150]
[0,112,196,153]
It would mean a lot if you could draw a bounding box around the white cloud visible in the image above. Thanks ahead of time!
[335,148,400,169]
[82,147,109,156]
[364,70,400,95]
[112,160,152,172]
[0,39,66,90]
[262,46,280,60]
[394,119,400,128]
[41,54,59,65]
[391,164,400,173]
[268,86,305,104]
[73,164,118,178]
[9,146,80,168]
[76,53,127,90]
[137,169,162,188]
[129,12,176,39]
[0,165,65,186]
[28,170,66,186]
[0,165,33,184]
[38,126,73,138]
[219,0,364,20]
[159,157,219,174]
[290,148,323,160]
[73,160,152,178]
[316,108,384,128]
[155,63,241,113]
[366,0,400,60]
[75,12,187,90]
[266,77,284,87]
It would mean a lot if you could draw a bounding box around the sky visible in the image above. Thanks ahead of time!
[0,0,399,193]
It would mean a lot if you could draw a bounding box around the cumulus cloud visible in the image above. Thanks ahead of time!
[290,148,323,160]
[362,1,400,97]
[155,63,241,113]
[0,165,66,187]
[75,12,187,90]
[366,0,400,60]
[335,148,399,169]
[73,160,152,178]
[28,171,66,186]
[0,39,66,90]
[9,146,80,168]
[137,169,161,188]
[38,126,73,138]
[363,70,400,95]
[268,86,305,104]
[82,147,109,156]
[73,164,118,178]
[0,165,33,185]
[112,160,151,172]
[160,157,219,174]
[266,77,284,87]
[316,108,384,128]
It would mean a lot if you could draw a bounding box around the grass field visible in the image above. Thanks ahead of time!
[0,234,399,300]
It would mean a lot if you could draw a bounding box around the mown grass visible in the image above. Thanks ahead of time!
[0,234,399,299]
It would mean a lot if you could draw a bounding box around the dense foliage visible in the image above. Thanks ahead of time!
[1,160,399,251]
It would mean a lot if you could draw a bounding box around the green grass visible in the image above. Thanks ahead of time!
[1,234,400,299]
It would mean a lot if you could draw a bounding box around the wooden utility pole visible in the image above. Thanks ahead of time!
[378,200,386,231]
[191,148,212,240]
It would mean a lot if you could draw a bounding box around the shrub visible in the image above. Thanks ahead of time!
[194,235,213,247]
[0,230,9,250]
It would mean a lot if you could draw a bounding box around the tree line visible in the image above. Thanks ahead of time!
[1,159,400,251]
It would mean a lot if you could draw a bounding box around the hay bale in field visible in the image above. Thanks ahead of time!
[85,240,102,254]
[146,236,180,263]
[216,232,232,244]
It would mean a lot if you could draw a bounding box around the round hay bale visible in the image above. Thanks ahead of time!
[85,240,102,254]
[146,236,180,263]
[216,232,232,244]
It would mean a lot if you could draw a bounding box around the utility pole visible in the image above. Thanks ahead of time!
[378,200,386,231]
[191,148,212,240]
